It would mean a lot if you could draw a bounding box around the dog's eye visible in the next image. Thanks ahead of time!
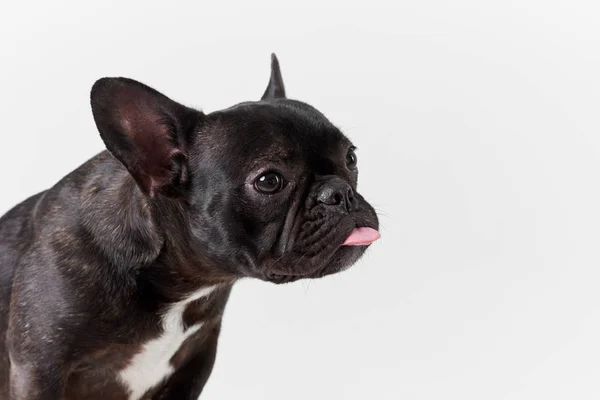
[254,171,285,194]
[346,148,358,170]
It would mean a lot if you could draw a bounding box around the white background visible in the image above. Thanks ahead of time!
[1,1,600,399]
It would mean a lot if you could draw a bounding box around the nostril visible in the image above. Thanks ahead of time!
[334,193,343,205]
[315,179,355,209]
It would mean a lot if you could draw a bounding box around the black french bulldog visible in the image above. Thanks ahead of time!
[0,54,380,399]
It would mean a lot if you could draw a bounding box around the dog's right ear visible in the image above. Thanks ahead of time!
[261,53,286,100]
[90,78,203,198]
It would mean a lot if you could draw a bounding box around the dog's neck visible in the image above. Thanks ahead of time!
[79,159,163,268]
[79,153,235,302]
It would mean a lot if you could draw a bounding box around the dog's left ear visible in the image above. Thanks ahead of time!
[90,77,203,198]
[261,53,286,100]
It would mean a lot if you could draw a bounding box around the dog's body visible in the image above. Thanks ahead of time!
[0,55,379,399]
[0,155,231,399]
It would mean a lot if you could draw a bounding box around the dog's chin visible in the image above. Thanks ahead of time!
[263,244,370,284]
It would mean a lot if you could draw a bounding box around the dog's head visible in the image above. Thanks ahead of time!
[90,54,379,284]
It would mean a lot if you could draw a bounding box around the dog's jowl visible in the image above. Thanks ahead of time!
[0,54,380,399]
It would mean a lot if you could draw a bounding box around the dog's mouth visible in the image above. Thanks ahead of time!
[264,212,380,283]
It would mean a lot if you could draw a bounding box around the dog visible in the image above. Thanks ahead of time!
[0,54,380,399]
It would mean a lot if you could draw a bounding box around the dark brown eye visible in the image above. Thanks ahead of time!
[346,148,358,170]
[254,171,285,194]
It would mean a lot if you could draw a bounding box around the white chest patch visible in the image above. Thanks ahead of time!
[119,285,218,400]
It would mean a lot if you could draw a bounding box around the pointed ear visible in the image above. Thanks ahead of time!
[261,53,286,100]
[90,77,203,198]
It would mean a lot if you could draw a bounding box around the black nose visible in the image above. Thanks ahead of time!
[316,178,357,211]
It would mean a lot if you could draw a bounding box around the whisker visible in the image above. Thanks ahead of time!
[290,252,308,272]
[302,279,313,294]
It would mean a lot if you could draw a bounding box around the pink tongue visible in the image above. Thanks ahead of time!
[342,227,381,246]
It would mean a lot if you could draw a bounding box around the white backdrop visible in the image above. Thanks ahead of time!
[1,1,600,399]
